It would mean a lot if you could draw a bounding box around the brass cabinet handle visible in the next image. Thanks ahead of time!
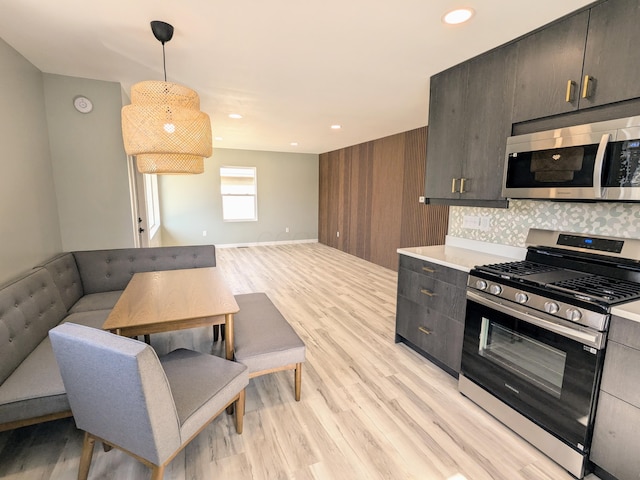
[422,266,436,273]
[566,80,575,102]
[451,178,457,193]
[420,288,436,297]
[460,178,466,193]
[582,75,592,99]
[418,326,432,335]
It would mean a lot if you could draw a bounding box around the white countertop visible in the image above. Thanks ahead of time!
[612,301,640,324]
[397,244,521,272]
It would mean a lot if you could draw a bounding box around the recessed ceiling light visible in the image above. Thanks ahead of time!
[331,125,341,130]
[290,142,299,146]
[228,113,243,119]
[215,136,223,141]
[443,8,475,25]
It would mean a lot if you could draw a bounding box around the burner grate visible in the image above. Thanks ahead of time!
[481,261,562,276]
[549,276,640,303]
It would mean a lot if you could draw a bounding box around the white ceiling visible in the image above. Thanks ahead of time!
[1,0,594,154]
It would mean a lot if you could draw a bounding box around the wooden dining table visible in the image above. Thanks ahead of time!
[102,267,238,361]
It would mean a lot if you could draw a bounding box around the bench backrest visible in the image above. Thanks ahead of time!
[40,253,84,311]
[73,245,217,294]
[0,268,67,384]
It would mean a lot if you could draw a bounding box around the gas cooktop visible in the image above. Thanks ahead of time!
[476,260,640,306]
[468,230,640,331]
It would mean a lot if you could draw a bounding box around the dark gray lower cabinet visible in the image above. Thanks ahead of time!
[591,315,640,480]
[394,254,467,376]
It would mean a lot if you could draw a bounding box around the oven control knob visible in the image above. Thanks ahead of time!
[475,280,488,290]
[566,308,582,321]
[515,292,529,304]
[488,284,502,295]
[544,301,560,314]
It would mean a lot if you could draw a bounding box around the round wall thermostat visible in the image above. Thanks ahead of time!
[73,96,93,113]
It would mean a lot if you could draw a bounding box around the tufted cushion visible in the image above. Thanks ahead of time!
[38,253,84,312]
[0,335,68,424]
[233,293,306,373]
[0,269,67,385]
[68,291,123,314]
[73,245,217,294]
[160,348,248,442]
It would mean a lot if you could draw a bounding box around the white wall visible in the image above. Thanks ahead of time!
[43,74,134,251]
[0,38,62,283]
[159,148,319,246]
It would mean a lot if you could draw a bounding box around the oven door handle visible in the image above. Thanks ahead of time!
[467,291,605,350]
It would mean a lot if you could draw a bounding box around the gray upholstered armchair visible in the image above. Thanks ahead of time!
[49,323,248,480]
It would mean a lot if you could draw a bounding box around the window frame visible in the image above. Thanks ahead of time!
[220,166,258,222]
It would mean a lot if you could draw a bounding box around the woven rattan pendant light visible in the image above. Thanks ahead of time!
[121,21,212,174]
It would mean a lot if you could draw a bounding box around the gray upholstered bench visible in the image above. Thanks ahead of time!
[233,293,306,401]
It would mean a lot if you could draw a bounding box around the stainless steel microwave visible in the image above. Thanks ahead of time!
[502,116,640,201]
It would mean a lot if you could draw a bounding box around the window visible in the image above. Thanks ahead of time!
[220,166,257,221]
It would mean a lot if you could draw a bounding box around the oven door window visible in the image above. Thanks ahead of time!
[462,299,603,452]
[479,318,567,399]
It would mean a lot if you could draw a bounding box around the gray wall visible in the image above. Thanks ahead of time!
[43,74,134,251]
[0,38,62,284]
[159,148,319,246]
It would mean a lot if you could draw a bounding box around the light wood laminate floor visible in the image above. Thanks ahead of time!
[0,243,600,480]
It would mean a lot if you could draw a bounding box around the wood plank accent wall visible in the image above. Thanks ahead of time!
[319,127,449,271]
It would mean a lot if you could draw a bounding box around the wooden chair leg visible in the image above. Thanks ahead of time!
[235,389,246,434]
[295,363,302,401]
[78,432,96,480]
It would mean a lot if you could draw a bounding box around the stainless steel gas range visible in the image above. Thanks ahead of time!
[459,229,640,479]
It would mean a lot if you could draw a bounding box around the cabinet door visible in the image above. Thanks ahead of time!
[591,391,640,480]
[581,0,640,108]
[512,10,589,123]
[424,64,467,200]
[462,45,517,201]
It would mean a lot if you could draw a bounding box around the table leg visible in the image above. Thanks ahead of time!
[225,312,235,415]
[225,313,234,361]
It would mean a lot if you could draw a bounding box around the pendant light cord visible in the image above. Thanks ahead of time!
[162,42,167,82]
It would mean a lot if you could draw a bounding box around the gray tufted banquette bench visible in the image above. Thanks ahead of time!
[233,293,306,401]
[0,245,216,432]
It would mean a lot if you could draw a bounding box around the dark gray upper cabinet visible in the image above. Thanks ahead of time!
[511,11,589,123]
[581,0,640,109]
[513,0,640,123]
[424,63,467,201]
[425,46,515,207]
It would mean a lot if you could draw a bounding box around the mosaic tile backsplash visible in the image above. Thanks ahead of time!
[449,200,640,247]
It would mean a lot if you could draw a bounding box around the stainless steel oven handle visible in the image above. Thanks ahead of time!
[592,133,610,199]
[467,291,605,350]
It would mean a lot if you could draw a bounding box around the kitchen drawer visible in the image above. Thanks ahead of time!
[397,268,466,319]
[609,315,640,351]
[591,391,640,480]
[600,341,640,409]
[395,296,464,373]
[399,255,467,289]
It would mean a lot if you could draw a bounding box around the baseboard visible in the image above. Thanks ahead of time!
[216,239,318,249]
